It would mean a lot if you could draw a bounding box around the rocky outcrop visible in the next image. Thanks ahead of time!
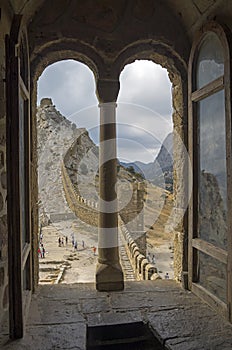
[37,98,94,223]
[63,130,99,202]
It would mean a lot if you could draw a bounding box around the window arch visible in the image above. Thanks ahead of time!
[196,32,224,89]
[188,22,232,321]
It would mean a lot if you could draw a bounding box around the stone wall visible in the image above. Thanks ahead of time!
[49,213,76,222]
[61,161,99,227]
[119,182,147,255]
[171,74,188,285]
[132,232,147,257]
[119,218,160,281]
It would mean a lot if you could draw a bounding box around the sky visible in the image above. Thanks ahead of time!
[37,59,173,163]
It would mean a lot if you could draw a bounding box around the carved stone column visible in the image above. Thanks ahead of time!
[96,79,124,291]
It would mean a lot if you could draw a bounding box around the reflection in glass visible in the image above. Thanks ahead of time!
[198,90,227,249]
[19,94,26,245]
[196,32,224,89]
[199,251,227,303]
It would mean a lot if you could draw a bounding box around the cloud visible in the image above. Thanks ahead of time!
[117,138,160,163]
[37,60,98,117]
[117,102,172,143]
[118,60,173,116]
[37,59,173,163]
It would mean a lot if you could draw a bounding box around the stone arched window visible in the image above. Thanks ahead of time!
[188,22,232,321]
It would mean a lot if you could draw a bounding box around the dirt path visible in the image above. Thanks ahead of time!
[39,219,98,284]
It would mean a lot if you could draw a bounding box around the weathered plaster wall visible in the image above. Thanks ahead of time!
[28,0,190,72]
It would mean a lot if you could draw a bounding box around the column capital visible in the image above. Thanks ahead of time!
[98,102,117,109]
[96,79,120,103]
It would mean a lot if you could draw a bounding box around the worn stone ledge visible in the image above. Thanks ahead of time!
[2,281,232,349]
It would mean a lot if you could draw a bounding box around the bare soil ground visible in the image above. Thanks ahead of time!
[144,184,174,279]
[39,183,174,283]
[39,219,98,284]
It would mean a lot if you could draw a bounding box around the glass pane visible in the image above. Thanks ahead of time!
[19,94,26,245]
[196,32,224,89]
[23,257,30,291]
[199,251,227,303]
[198,90,227,249]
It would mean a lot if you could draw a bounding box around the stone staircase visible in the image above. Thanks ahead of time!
[119,228,136,281]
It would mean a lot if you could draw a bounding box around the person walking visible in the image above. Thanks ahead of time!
[42,245,46,258]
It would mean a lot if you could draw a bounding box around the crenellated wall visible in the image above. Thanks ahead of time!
[119,218,161,281]
[61,161,99,227]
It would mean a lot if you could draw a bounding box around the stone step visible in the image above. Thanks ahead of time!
[118,230,136,281]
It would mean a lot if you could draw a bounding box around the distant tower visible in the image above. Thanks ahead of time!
[40,97,53,107]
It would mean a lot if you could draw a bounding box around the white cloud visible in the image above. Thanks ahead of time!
[37,59,173,163]
[117,138,160,163]
[37,60,98,117]
[118,60,173,116]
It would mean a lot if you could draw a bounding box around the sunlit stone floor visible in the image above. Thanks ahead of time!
[1,280,232,350]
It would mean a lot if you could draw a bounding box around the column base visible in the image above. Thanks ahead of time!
[96,262,124,291]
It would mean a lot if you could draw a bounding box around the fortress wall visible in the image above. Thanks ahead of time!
[61,162,98,227]
[119,218,160,281]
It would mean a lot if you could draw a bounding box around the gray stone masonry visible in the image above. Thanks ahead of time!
[1,280,232,349]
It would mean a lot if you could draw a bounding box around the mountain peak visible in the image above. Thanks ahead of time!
[120,132,173,191]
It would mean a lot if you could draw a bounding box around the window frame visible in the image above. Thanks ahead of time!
[188,21,232,321]
[6,15,32,339]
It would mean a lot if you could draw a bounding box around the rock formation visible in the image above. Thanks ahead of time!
[37,98,94,223]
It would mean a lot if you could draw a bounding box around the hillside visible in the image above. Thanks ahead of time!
[37,98,99,223]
